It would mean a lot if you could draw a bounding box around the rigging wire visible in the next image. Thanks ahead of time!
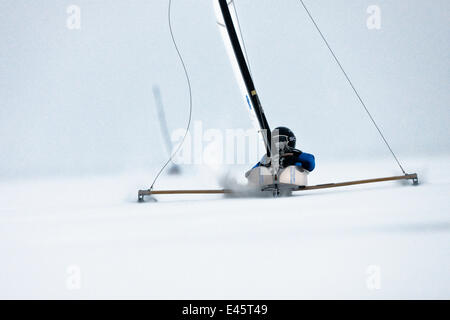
[231,0,253,75]
[297,0,407,175]
[148,0,193,191]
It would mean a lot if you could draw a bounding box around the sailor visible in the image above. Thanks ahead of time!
[251,127,315,172]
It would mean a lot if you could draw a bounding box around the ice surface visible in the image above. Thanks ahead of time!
[0,156,449,299]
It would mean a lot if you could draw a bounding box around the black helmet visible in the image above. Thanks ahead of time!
[272,126,296,149]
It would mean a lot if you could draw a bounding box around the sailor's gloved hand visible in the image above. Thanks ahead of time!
[279,155,293,169]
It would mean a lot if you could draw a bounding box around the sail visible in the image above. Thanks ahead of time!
[214,0,272,157]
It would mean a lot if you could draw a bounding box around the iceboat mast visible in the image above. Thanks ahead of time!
[216,0,272,157]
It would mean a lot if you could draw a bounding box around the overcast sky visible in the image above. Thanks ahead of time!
[0,0,448,178]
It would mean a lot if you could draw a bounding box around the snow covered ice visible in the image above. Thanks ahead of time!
[0,156,448,299]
